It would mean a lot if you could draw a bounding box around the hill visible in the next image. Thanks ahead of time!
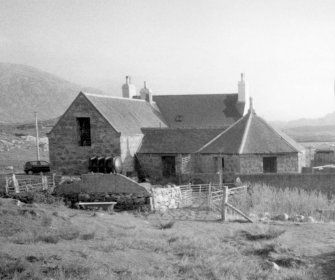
[272,111,335,130]
[0,63,104,123]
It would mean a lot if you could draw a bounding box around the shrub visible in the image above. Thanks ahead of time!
[157,219,175,229]
[80,232,95,240]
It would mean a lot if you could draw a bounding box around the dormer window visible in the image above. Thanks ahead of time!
[175,115,183,122]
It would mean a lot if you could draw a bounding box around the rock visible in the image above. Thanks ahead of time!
[305,216,315,223]
[290,215,304,222]
[262,261,280,271]
[272,213,289,221]
[249,213,258,220]
[272,262,280,271]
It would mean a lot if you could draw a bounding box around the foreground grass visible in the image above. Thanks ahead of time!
[1,198,334,280]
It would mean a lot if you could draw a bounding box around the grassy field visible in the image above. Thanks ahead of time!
[1,196,335,280]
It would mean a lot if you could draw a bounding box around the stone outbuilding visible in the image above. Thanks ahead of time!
[195,100,305,180]
[47,91,167,174]
[136,128,222,181]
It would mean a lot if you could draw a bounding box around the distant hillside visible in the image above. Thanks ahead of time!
[272,111,335,130]
[282,125,335,143]
[0,63,105,123]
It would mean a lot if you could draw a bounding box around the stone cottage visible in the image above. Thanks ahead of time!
[48,74,247,175]
[48,73,304,178]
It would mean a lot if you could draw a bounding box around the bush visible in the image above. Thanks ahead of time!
[157,219,175,229]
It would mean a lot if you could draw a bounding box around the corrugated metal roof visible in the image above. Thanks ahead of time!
[83,93,167,134]
[153,94,245,128]
[138,128,223,154]
[198,109,304,154]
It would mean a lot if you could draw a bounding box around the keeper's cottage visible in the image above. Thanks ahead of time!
[47,74,305,180]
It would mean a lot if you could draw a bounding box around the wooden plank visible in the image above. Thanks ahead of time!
[78,202,117,206]
[228,185,248,192]
[225,202,253,223]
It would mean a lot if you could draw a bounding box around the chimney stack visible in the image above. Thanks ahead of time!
[122,75,137,98]
[238,73,248,103]
[140,81,153,103]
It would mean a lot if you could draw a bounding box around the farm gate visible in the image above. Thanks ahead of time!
[176,183,253,222]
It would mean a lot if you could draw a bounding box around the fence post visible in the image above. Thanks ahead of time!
[221,186,228,222]
[149,197,154,212]
[13,173,19,194]
[5,176,8,194]
[208,182,212,209]
[42,174,48,190]
[52,173,56,188]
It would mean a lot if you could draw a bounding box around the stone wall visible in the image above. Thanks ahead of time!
[136,154,163,180]
[136,153,188,181]
[239,153,300,174]
[120,135,143,175]
[151,185,192,211]
[48,94,121,175]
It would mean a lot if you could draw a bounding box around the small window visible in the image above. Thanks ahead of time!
[77,117,91,146]
[175,115,184,122]
[214,157,224,172]
[263,157,277,173]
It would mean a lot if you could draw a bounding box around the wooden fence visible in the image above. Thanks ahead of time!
[5,173,61,194]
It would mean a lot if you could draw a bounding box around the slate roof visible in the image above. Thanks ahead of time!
[198,109,304,154]
[153,94,245,129]
[138,128,223,154]
[83,93,167,134]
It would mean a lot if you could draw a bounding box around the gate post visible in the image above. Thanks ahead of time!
[208,183,212,209]
[221,186,228,222]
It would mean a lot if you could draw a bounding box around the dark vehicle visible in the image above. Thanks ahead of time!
[24,161,50,175]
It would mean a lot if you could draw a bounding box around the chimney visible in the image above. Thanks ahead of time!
[238,73,248,103]
[140,81,153,103]
[248,97,255,114]
[122,75,137,98]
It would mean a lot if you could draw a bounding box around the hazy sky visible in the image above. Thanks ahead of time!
[1,0,335,121]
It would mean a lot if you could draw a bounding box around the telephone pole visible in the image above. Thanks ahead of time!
[35,112,40,161]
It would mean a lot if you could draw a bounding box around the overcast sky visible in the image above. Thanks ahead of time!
[1,0,335,121]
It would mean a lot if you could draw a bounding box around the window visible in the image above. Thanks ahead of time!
[162,156,176,177]
[77,117,91,146]
[214,157,225,172]
[263,157,277,173]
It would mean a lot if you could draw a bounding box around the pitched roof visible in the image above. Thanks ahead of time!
[153,94,245,129]
[138,128,223,154]
[198,109,304,154]
[83,92,167,134]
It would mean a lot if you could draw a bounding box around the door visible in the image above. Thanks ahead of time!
[162,156,176,178]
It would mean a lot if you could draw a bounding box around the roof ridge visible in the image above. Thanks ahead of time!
[83,92,146,102]
[153,93,238,97]
[238,111,253,154]
[256,116,302,152]
[196,115,246,153]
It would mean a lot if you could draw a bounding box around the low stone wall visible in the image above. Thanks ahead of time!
[151,185,190,212]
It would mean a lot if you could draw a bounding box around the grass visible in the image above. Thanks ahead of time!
[230,183,335,220]
[1,195,335,279]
